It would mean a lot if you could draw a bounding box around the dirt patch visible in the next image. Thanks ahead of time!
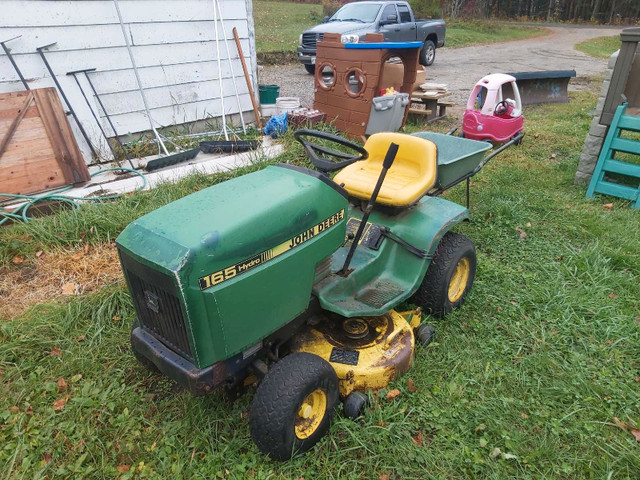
[0,243,123,321]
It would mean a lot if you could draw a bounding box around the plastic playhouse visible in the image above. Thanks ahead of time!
[313,33,422,138]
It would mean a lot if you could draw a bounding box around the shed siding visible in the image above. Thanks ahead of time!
[0,0,258,162]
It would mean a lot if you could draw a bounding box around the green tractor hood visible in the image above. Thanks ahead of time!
[117,165,348,368]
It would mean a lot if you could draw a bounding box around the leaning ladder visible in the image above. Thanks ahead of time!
[586,103,640,209]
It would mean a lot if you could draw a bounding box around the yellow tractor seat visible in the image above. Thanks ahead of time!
[334,133,437,207]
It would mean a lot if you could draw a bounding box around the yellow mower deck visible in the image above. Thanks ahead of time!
[290,310,420,397]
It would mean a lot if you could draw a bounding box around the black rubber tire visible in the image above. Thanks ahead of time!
[343,391,369,419]
[415,324,436,345]
[419,39,436,66]
[304,64,316,74]
[411,232,476,318]
[249,353,339,460]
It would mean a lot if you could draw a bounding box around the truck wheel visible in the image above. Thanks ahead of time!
[249,353,339,459]
[411,232,476,317]
[420,39,436,66]
[304,64,316,74]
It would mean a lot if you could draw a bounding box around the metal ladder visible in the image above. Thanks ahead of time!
[586,103,640,209]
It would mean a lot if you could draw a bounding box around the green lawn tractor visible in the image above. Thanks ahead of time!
[116,128,522,459]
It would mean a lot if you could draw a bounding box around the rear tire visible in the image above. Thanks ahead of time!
[411,232,476,317]
[249,353,339,459]
[420,40,436,66]
[304,64,316,75]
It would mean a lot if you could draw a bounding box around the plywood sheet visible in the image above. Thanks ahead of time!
[0,88,89,196]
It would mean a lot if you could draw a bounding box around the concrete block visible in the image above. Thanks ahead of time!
[574,170,593,185]
[598,79,610,98]
[589,117,607,137]
[608,50,619,69]
[604,68,613,82]
[582,133,605,157]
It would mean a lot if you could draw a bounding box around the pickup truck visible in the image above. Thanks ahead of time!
[297,1,446,74]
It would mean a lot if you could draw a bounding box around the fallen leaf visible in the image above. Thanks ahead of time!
[533,133,540,139]
[609,293,618,299]
[77,335,86,342]
[35,250,44,258]
[11,256,24,264]
[502,452,517,460]
[634,377,640,383]
[603,203,614,210]
[377,421,387,427]
[25,406,34,415]
[57,378,67,393]
[112,315,122,323]
[61,282,77,296]
[411,430,423,446]
[116,464,130,473]
[549,153,557,160]
[379,474,390,480]
[407,378,417,393]
[53,395,69,411]
[520,412,529,419]
[8,406,20,414]
[50,346,62,357]
[83,244,91,254]
[489,447,502,459]
[631,429,640,442]
[526,222,532,227]
[613,417,627,431]
[479,437,488,447]
[510,300,517,306]
[475,423,486,433]
[515,227,527,239]
[386,389,401,401]
[42,452,52,463]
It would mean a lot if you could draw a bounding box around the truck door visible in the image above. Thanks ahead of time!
[378,4,402,41]
[396,4,417,41]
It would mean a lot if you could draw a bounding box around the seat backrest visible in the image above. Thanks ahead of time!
[363,132,437,188]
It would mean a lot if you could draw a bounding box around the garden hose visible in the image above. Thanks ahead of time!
[0,168,147,226]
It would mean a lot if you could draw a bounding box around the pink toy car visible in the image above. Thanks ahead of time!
[462,73,524,143]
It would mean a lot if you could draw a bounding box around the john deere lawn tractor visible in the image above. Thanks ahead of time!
[116,128,521,459]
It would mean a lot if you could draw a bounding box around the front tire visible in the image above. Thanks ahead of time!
[249,353,339,459]
[420,39,436,66]
[304,64,316,74]
[411,232,476,317]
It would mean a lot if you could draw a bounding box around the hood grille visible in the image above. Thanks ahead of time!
[120,252,193,360]
[302,32,324,49]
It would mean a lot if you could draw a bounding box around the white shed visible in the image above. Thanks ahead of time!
[0,0,258,163]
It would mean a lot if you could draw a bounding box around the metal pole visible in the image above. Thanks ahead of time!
[82,71,135,168]
[214,0,246,134]
[1,36,29,90]
[111,0,169,155]
[212,0,229,140]
[36,42,98,158]
[67,69,129,169]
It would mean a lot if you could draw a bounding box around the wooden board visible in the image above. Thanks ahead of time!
[0,88,90,196]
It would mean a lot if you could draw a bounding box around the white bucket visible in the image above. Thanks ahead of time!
[276,97,301,114]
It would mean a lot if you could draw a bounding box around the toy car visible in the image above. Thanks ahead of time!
[116,128,521,459]
[462,73,524,143]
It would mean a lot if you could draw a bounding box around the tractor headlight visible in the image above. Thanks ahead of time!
[341,34,359,44]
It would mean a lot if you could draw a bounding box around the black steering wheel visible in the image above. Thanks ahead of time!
[494,100,510,116]
[294,129,368,172]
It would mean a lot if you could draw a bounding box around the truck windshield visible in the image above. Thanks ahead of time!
[330,3,382,23]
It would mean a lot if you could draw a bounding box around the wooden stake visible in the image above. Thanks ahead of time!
[232,27,262,129]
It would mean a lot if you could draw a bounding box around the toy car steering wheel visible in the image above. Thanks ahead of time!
[494,100,510,116]
[294,129,368,172]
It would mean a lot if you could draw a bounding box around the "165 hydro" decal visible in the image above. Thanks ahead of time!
[198,209,345,290]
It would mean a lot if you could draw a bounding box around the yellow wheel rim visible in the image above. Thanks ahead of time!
[448,257,470,303]
[294,389,327,440]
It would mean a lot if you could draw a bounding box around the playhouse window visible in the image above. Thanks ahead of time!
[345,69,366,97]
[318,64,336,90]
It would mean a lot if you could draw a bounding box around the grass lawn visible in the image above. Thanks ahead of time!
[445,20,545,48]
[253,1,546,54]
[1,87,640,478]
[576,35,621,58]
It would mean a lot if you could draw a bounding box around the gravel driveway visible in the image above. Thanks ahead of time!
[260,25,623,109]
